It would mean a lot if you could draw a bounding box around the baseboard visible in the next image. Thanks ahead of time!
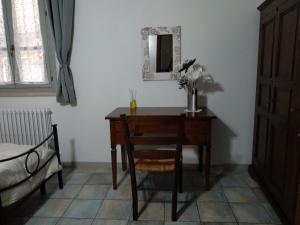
[62,161,249,172]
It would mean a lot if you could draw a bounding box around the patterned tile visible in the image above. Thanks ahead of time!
[231,203,271,223]
[223,188,258,203]
[137,201,164,221]
[25,217,59,225]
[77,185,110,199]
[50,185,82,199]
[35,199,72,217]
[262,202,282,224]
[97,200,131,220]
[106,185,132,200]
[65,173,91,185]
[87,173,112,185]
[165,202,200,222]
[197,202,235,223]
[64,199,102,218]
[92,219,128,225]
[197,189,226,202]
[127,221,164,225]
[57,218,93,225]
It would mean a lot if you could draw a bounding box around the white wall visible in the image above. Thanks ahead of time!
[0,0,264,164]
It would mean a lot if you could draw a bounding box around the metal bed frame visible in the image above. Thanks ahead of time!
[0,124,63,224]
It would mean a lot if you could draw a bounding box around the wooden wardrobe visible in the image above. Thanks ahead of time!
[250,0,300,224]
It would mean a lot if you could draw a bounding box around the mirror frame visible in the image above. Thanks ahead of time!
[141,26,181,81]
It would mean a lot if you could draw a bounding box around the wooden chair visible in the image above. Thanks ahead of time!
[120,114,185,221]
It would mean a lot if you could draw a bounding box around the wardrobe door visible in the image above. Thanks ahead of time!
[267,0,300,221]
[253,8,276,175]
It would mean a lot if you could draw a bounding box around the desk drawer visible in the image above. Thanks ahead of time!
[111,119,211,145]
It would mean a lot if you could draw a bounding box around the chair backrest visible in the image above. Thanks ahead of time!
[120,114,185,159]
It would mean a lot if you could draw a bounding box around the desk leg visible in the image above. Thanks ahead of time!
[111,145,117,189]
[121,145,127,171]
[205,145,211,190]
[198,145,204,172]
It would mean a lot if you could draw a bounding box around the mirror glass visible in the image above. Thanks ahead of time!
[148,34,173,73]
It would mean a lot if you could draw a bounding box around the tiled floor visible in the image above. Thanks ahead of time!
[3,165,283,225]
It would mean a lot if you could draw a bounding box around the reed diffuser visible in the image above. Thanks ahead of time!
[129,88,137,110]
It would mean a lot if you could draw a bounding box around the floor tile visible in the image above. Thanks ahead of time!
[165,222,201,225]
[177,191,200,203]
[92,219,128,225]
[138,201,164,221]
[14,196,47,218]
[236,173,259,188]
[77,185,110,199]
[223,188,258,203]
[262,202,282,224]
[50,185,82,199]
[219,175,248,188]
[65,173,91,185]
[106,185,132,200]
[35,199,72,217]
[64,199,102,218]
[165,202,199,222]
[57,218,93,225]
[197,202,235,223]
[197,189,226,202]
[127,221,164,225]
[97,199,131,219]
[4,217,29,225]
[202,223,237,225]
[138,190,172,202]
[25,217,59,225]
[87,173,112,185]
[252,188,268,202]
[231,203,271,223]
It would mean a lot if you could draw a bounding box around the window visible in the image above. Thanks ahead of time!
[0,0,56,94]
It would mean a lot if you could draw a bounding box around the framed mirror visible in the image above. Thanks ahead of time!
[141,26,181,81]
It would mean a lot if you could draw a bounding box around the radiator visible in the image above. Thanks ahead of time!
[0,108,52,145]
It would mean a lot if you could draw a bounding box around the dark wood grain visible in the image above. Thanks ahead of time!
[106,107,216,190]
[252,0,300,224]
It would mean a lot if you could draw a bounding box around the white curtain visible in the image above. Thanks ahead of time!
[0,0,12,84]
[11,0,47,84]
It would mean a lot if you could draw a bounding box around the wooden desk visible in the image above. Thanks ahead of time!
[105,107,216,189]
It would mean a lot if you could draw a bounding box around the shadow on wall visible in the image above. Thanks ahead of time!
[211,119,237,164]
[69,138,77,167]
[197,80,238,165]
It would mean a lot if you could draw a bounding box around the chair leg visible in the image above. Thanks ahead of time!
[58,171,64,189]
[40,182,46,195]
[178,157,183,193]
[172,170,178,221]
[121,145,127,171]
[0,196,4,225]
[129,167,138,220]
[205,145,211,190]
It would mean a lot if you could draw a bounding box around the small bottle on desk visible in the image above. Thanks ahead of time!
[129,89,137,113]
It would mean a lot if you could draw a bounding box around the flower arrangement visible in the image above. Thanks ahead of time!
[177,59,212,93]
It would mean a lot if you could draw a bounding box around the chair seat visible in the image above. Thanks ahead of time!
[133,150,176,172]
